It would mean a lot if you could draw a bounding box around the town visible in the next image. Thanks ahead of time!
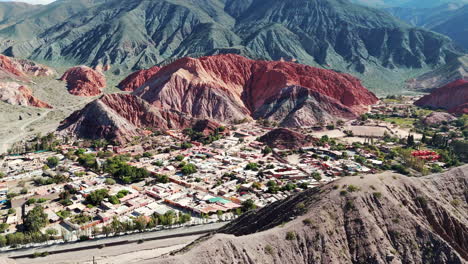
[0,96,466,252]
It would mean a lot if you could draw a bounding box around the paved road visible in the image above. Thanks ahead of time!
[2,222,226,258]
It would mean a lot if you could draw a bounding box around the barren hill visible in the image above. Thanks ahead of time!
[154,165,468,264]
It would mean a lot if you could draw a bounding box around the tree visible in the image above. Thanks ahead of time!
[108,195,120,205]
[181,163,197,175]
[0,172,5,178]
[245,162,259,171]
[105,178,116,185]
[175,155,185,161]
[134,216,147,232]
[311,172,322,181]
[0,223,9,233]
[86,189,109,206]
[241,199,257,212]
[262,146,273,155]
[24,206,48,233]
[46,157,59,168]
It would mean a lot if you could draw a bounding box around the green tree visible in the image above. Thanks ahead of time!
[241,199,257,212]
[24,206,48,233]
[86,189,109,206]
[262,146,273,155]
[181,164,197,175]
[46,157,59,168]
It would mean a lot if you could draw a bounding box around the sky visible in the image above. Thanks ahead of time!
[0,0,56,4]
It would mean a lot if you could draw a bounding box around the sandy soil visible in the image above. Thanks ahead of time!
[0,75,100,154]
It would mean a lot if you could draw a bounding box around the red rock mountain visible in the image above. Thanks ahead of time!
[132,54,378,127]
[415,79,468,115]
[60,66,106,96]
[58,94,191,143]
[61,55,378,142]
[0,54,55,82]
[0,82,52,108]
[118,66,160,91]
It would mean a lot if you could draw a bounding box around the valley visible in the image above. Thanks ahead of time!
[0,0,467,263]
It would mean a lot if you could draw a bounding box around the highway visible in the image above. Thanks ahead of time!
[3,222,226,259]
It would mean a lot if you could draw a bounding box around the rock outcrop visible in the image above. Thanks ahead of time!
[60,66,106,96]
[415,79,468,114]
[58,94,191,143]
[407,55,468,91]
[0,54,55,82]
[192,119,228,137]
[118,66,160,91]
[155,165,468,264]
[0,82,52,108]
[133,54,378,127]
[259,128,316,150]
[423,112,457,126]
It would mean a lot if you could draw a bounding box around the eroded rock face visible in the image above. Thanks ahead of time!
[259,128,316,150]
[133,54,378,126]
[0,54,55,82]
[192,119,228,137]
[58,93,191,143]
[0,82,52,108]
[415,79,468,114]
[423,112,457,125]
[118,66,160,91]
[60,66,106,96]
[155,165,468,264]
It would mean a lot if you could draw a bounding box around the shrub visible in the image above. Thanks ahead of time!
[415,196,427,207]
[373,192,382,199]
[347,185,360,192]
[285,231,296,241]
[265,245,274,255]
[302,218,312,226]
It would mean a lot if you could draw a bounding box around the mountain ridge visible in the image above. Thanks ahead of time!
[0,0,462,93]
[153,165,468,264]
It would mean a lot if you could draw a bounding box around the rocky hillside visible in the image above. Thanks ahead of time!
[133,54,378,126]
[415,79,468,114]
[58,94,192,143]
[60,54,377,142]
[60,66,106,97]
[407,55,468,91]
[0,82,52,109]
[387,3,468,49]
[154,165,468,264]
[259,128,316,150]
[118,66,160,92]
[0,0,462,93]
[352,0,468,8]
[0,54,55,82]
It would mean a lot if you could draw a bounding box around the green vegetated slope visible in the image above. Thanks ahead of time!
[0,0,463,94]
[387,3,468,50]
[351,0,468,8]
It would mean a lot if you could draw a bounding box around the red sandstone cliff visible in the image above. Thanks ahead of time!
[132,54,378,126]
[62,55,378,142]
[60,66,106,96]
[118,66,160,91]
[58,93,191,142]
[0,54,55,82]
[415,79,468,115]
[0,82,52,108]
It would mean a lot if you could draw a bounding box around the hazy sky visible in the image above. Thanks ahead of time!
[0,0,55,4]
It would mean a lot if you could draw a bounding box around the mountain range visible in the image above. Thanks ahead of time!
[58,54,378,143]
[351,0,468,8]
[387,3,468,49]
[153,165,468,264]
[0,0,462,93]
